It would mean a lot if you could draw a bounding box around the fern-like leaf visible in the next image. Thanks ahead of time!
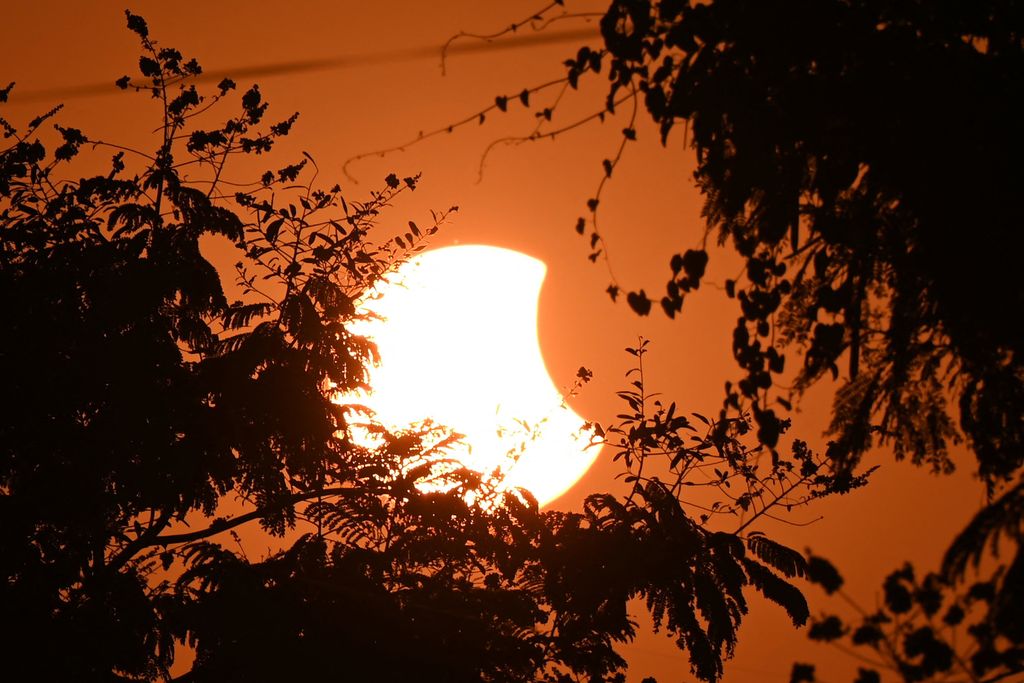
[942,477,1024,581]
[221,301,272,330]
[746,532,807,578]
[741,557,809,626]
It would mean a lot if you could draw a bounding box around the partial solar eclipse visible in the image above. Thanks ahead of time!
[348,245,598,506]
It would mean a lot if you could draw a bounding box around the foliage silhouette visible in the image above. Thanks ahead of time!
[793,553,1021,682]
[572,4,1024,679]
[346,1,1024,680]
[0,12,862,683]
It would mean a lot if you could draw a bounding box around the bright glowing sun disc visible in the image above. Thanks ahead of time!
[347,245,598,506]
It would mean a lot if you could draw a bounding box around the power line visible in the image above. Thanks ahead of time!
[8,27,599,106]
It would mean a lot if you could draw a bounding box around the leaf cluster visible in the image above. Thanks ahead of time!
[0,17,448,681]
[593,339,871,531]
[568,1,1024,490]
[568,340,873,680]
[0,16,850,683]
[795,553,1022,683]
[338,2,1023,678]
[542,4,1024,676]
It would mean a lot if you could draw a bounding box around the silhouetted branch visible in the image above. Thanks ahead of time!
[148,486,369,547]
[942,476,1024,581]
[474,82,632,185]
[341,77,571,183]
[106,510,174,573]
[440,1,602,74]
[577,82,639,288]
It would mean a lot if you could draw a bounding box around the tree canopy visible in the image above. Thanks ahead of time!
[348,1,1023,679]
[587,0,1023,480]
[566,1,1022,679]
[0,12,859,683]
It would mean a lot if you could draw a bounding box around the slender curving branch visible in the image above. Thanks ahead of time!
[128,486,372,554]
[341,77,571,183]
[440,1,602,75]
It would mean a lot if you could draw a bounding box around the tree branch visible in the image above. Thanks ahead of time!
[148,485,368,546]
[341,77,570,183]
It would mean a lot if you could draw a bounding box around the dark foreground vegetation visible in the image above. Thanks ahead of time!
[1,3,1021,682]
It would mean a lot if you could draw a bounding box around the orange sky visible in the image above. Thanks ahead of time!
[0,2,988,681]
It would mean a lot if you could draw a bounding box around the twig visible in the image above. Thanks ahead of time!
[440,2,600,75]
[341,77,570,183]
[147,485,369,546]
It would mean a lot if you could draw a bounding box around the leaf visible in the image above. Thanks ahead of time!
[942,478,1024,580]
[627,290,652,316]
[853,669,880,683]
[125,10,149,38]
[790,663,815,683]
[660,296,676,318]
[883,565,914,614]
[807,615,845,641]
[942,603,965,626]
[806,554,843,594]
[265,218,284,244]
[746,534,807,578]
[681,249,708,281]
[241,85,264,119]
[851,624,883,645]
[902,626,953,671]
[221,302,272,330]
[138,56,160,78]
[914,574,944,616]
[742,557,809,626]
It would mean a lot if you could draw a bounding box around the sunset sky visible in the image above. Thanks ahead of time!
[0,2,988,680]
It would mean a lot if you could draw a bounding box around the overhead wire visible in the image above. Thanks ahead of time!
[9,27,600,106]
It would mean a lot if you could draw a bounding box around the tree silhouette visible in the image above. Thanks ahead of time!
[795,553,1022,683]
[575,4,1024,680]
[0,12,862,683]
[570,2,1022,680]
[347,1,1023,680]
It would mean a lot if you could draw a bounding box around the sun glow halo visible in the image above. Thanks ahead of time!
[345,245,598,506]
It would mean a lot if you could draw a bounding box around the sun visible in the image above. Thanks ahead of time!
[345,244,599,506]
